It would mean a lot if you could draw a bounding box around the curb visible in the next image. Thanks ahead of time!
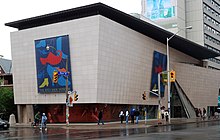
[152,118,220,127]
[10,118,220,129]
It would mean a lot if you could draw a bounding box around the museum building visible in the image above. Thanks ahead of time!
[5,3,220,123]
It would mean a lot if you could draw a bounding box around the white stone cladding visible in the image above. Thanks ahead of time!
[10,15,219,107]
[174,62,220,108]
[11,16,100,104]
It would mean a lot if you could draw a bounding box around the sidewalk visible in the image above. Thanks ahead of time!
[12,118,220,130]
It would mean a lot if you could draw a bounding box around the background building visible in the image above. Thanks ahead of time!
[0,57,13,87]
[141,0,187,38]
[5,3,220,123]
[141,0,220,70]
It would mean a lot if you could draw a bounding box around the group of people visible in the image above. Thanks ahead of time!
[195,108,207,119]
[97,108,141,125]
[119,109,140,124]
[119,110,130,124]
[33,111,48,130]
[161,107,208,121]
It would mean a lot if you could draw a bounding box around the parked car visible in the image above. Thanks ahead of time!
[0,118,10,130]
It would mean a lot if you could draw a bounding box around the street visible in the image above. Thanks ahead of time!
[98,121,220,140]
[0,120,219,139]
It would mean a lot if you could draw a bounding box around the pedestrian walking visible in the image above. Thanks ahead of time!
[203,108,207,120]
[125,110,129,124]
[40,113,47,131]
[119,110,124,124]
[161,106,165,119]
[130,108,135,124]
[198,108,202,118]
[135,110,140,124]
[164,110,169,122]
[34,111,41,126]
[98,110,104,125]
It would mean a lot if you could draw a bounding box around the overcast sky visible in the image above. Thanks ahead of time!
[0,0,141,60]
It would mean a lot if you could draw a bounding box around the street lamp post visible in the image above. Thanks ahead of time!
[157,72,163,123]
[65,58,69,126]
[166,26,192,123]
[46,46,69,126]
[158,73,161,123]
[157,71,167,124]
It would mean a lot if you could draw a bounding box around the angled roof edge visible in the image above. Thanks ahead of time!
[5,3,220,60]
[0,58,12,74]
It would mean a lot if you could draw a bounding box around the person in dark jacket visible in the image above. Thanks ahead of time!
[198,108,202,118]
[34,111,41,126]
[203,108,207,120]
[119,110,124,124]
[130,108,135,124]
[98,110,104,125]
[164,110,169,122]
[135,110,140,124]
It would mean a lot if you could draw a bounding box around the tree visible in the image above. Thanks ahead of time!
[0,86,16,120]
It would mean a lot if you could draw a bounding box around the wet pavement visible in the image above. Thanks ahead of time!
[0,118,219,139]
[98,121,220,140]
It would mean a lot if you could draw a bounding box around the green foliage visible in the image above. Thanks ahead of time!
[0,87,16,120]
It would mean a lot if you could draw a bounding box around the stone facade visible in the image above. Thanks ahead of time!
[10,15,220,123]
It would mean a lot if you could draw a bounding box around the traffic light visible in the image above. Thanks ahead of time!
[53,71,58,83]
[162,73,167,85]
[170,70,176,82]
[142,91,146,100]
[74,92,78,101]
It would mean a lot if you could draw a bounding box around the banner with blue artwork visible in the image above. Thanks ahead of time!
[35,35,72,93]
[150,51,167,97]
